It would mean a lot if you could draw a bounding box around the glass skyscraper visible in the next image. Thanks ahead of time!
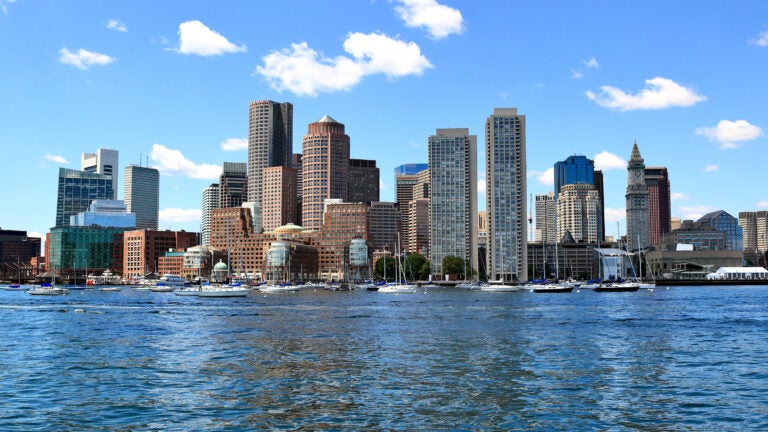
[554,155,594,198]
[70,199,136,228]
[55,168,114,228]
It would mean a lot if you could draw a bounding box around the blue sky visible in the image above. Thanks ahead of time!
[1,0,767,246]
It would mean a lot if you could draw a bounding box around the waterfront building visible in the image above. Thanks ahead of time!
[697,210,743,251]
[535,192,557,244]
[557,184,602,244]
[625,142,650,251]
[264,238,318,283]
[301,115,350,230]
[219,162,248,209]
[368,202,400,253]
[55,168,114,228]
[122,229,198,279]
[485,108,526,282]
[349,159,380,203]
[157,250,185,279]
[82,148,118,200]
[70,199,136,228]
[431,127,477,278]
[527,241,604,281]
[645,167,671,248]
[262,166,298,233]
[124,165,159,230]
[48,225,130,281]
[247,100,293,225]
[209,207,270,280]
[316,202,368,280]
[662,220,727,251]
[645,249,743,279]
[0,229,41,281]
[201,184,220,246]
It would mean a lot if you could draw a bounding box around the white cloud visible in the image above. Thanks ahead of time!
[477,179,486,194]
[571,68,584,79]
[106,19,127,32]
[59,47,115,70]
[586,77,706,111]
[256,32,432,97]
[604,208,625,223]
[593,151,626,171]
[679,205,716,221]
[159,208,202,223]
[395,0,465,39]
[174,20,246,56]
[695,119,763,149]
[752,30,768,47]
[42,153,69,164]
[1,0,17,14]
[757,200,768,209]
[703,165,719,173]
[220,137,247,151]
[380,180,389,191]
[149,144,221,179]
[583,57,599,68]
[671,192,690,201]
[526,167,554,186]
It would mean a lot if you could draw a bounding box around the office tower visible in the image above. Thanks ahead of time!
[55,168,114,228]
[368,201,400,253]
[739,211,768,253]
[124,165,159,230]
[82,148,119,199]
[201,184,220,246]
[626,142,650,251]
[219,162,247,209]
[593,170,605,242]
[557,184,602,243]
[644,167,671,248]
[430,128,477,277]
[290,153,303,225]
[301,115,350,230]
[554,155,594,198]
[698,210,743,251]
[349,159,380,203]
[247,100,293,223]
[485,108,526,282]
[70,199,136,228]
[262,166,298,232]
[535,192,557,243]
[395,164,429,254]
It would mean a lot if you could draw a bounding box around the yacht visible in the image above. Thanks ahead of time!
[28,284,70,296]
[198,284,250,298]
[150,274,187,292]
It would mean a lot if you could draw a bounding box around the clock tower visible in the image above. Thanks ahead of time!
[625,141,650,252]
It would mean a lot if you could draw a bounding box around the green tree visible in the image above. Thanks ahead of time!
[373,256,396,281]
[442,255,465,279]
[404,253,430,281]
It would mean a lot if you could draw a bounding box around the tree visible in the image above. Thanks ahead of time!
[405,253,429,281]
[373,256,396,281]
[442,255,465,279]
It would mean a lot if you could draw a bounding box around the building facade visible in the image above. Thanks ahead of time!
[247,100,293,227]
[55,168,114,228]
[262,166,298,233]
[697,210,743,251]
[82,148,118,200]
[557,183,602,244]
[349,159,380,203]
[535,192,557,244]
[70,199,136,228]
[48,225,129,280]
[122,229,198,279]
[554,155,594,198]
[201,183,220,246]
[430,128,478,277]
[368,201,400,254]
[645,166,671,248]
[124,165,159,230]
[301,115,350,230]
[219,162,248,209]
[485,108,526,282]
[316,202,369,280]
[739,210,768,253]
[625,142,650,251]
[395,164,429,254]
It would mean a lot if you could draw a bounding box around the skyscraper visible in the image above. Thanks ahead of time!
[247,100,293,224]
[301,115,350,230]
[395,164,429,253]
[349,159,380,203]
[739,211,768,254]
[82,148,119,199]
[557,184,602,244]
[429,128,477,277]
[55,168,114,228]
[535,192,557,244]
[201,183,220,246]
[554,155,594,198]
[485,108,526,282]
[626,142,650,251]
[219,162,247,209]
[644,166,671,248]
[262,166,298,232]
[124,165,159,230]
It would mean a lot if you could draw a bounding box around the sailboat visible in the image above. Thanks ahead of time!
[29,262,69,295]
[378,235,418,293]
[198,221,249,298]
[595,225,639,292]
[637,234,655,289]
[4,257,27,291]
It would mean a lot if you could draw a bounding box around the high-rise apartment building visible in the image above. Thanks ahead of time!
[349,159,380,203]
[219,162,247,209]
[247,100,293,225]
[55,168,114,228]
[395,165,429,254]
[430,128,477,277]
[262,166,298,232]
[408,198,430,255]
[557,184,602,244]
[485,108,526,282]
[201,183,220,246]
[301,115,350,230]
[535,192,557,244]
[124,165,159,230]
[644,167,671,248]
[626,142,650,251]
[82,148,118,199]
[739,211,768,253]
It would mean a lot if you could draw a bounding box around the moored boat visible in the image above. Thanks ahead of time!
[28,284,70,296]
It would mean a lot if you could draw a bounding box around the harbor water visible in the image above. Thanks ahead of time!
[1,285,767,430]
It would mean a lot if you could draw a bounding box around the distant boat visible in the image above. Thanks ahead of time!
[481,280,521,292]
[594,282,640,292]
[3,283,27,291]
[151,274,187,292]
[533,283,574,293]
[98,286,122,292]
[28,284,70,296]
[174,286,202,296]
[198,284,250,298]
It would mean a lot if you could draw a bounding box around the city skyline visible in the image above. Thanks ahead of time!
[1,1,767,246]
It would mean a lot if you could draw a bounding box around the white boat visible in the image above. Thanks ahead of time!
[533,283,574,293]
[378,283,419,293]
[594,281,640,292]
[86,270,122,286]
[153,274,187,287]
[259,284,300,293]
[198,284,250,297]
[98,286,122,292]
[480,282,521,292]
[28,285,70,296]
[3,283,28,291]
[174,286,202,296]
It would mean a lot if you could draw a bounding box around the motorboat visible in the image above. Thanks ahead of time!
[198,284,250,298]
[480,280,521,292]
[98,286,122,292]
[594,282,640,292]
[174,286,202,296]
[259,283,301,293]
[533,283,574,293]
[28,284,70,296]
[378,283,419,293]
